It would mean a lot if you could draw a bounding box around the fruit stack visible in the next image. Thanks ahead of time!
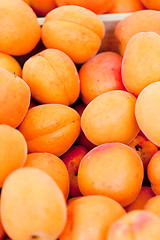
[0,0,160,240]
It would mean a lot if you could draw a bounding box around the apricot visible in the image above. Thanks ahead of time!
[24,0,57,17]
[122,32,160,96]
[24,152,70,199]
[144,195,160,217]
[0,67,31,128]
[22,48,80,105]
[18,104,81,156]
[0,52,22,77]
[78,143,144,207]
[1,167,67,240]
[81,90,140,146]
[55,0,114,14]
[61,145,88,197]
[0,0,40,56]
[115,10,160,55]
[107,210,160,240]
[125,187,155,212]
[60,195,126,240]
[73,103,96,150]
[79,51,124,105]
[109,0,145,13]
[141,0,160,10]
[41,5,105,63]
[135,82,160,147]
[147,151,160,194]
[0,124,27,188]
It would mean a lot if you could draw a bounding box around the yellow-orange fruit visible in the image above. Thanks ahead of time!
[0,52,22,77]
[22,48,80,105]
[0,67,31,128]
[125,186,155,212]
[115,10,160,55]
[107,210,160,240]
[24,152,70,199]
[78,143,144,207]
[0,198,5,240]
[0,124,27,188]
[79,51,124,105]
[109,0,145,13]
[81,90,139,146]
[135,82,160,147]
[24,0,57,17]
[1,167,67,240]
[147,151,160,194]
[18,104,81,156]
[60,196,126,240]
[0,0,40,55]
[55,0,114,14]
[141,0,160,10]
[41,5,105,63]
[144,195,160,217]
[122,32,160,96]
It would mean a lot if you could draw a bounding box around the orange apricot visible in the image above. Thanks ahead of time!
[115,10,160,55]
[55,0,114,14]
[24,152,70,199]
[78,142,144,207]
[0,52,22,77]
[147,151,160,194]
[79,51,124,105]
[135,82,160,147]
[24,0,57,17]
[0,124,27,188]
[0,67,31,128]
[60,195,126,240]
[22,48,80,105]
[1,167,67,240]
[81,90,140,146]
[107,210,160,240]
[18,104,81,156]
[61,145,88,197]
[109,0,145,13]
[122,32,160,96]
[144,195,160,217]
[0,0,40,56]
[125,187,155,212]
[41,5,105,63]
[141,0,160,10]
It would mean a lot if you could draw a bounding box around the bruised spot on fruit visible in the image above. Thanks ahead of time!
[135,144,142,151]
[31,235,39,239]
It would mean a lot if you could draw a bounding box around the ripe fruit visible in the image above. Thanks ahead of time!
[0,67,31,128]
[107,210,160,240]
[109,0,145,13]
[78,142,144,207]
[79,51,124,105]
[122,32,160,96]
[55,0,114,14]
[135,82,160,147]
[81,90,139,145]
[0,124,27,188]
[115,10,160,55]
[0,52,22,77]
[22,48,80,105]
[0,0,41,55]
[24,152,70,199]
[141,0,160,10]
[1,167,67,240]
[41,5,105,63]
[60,196,126,240]
[144,195,160,217]
[18,104,81,156]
